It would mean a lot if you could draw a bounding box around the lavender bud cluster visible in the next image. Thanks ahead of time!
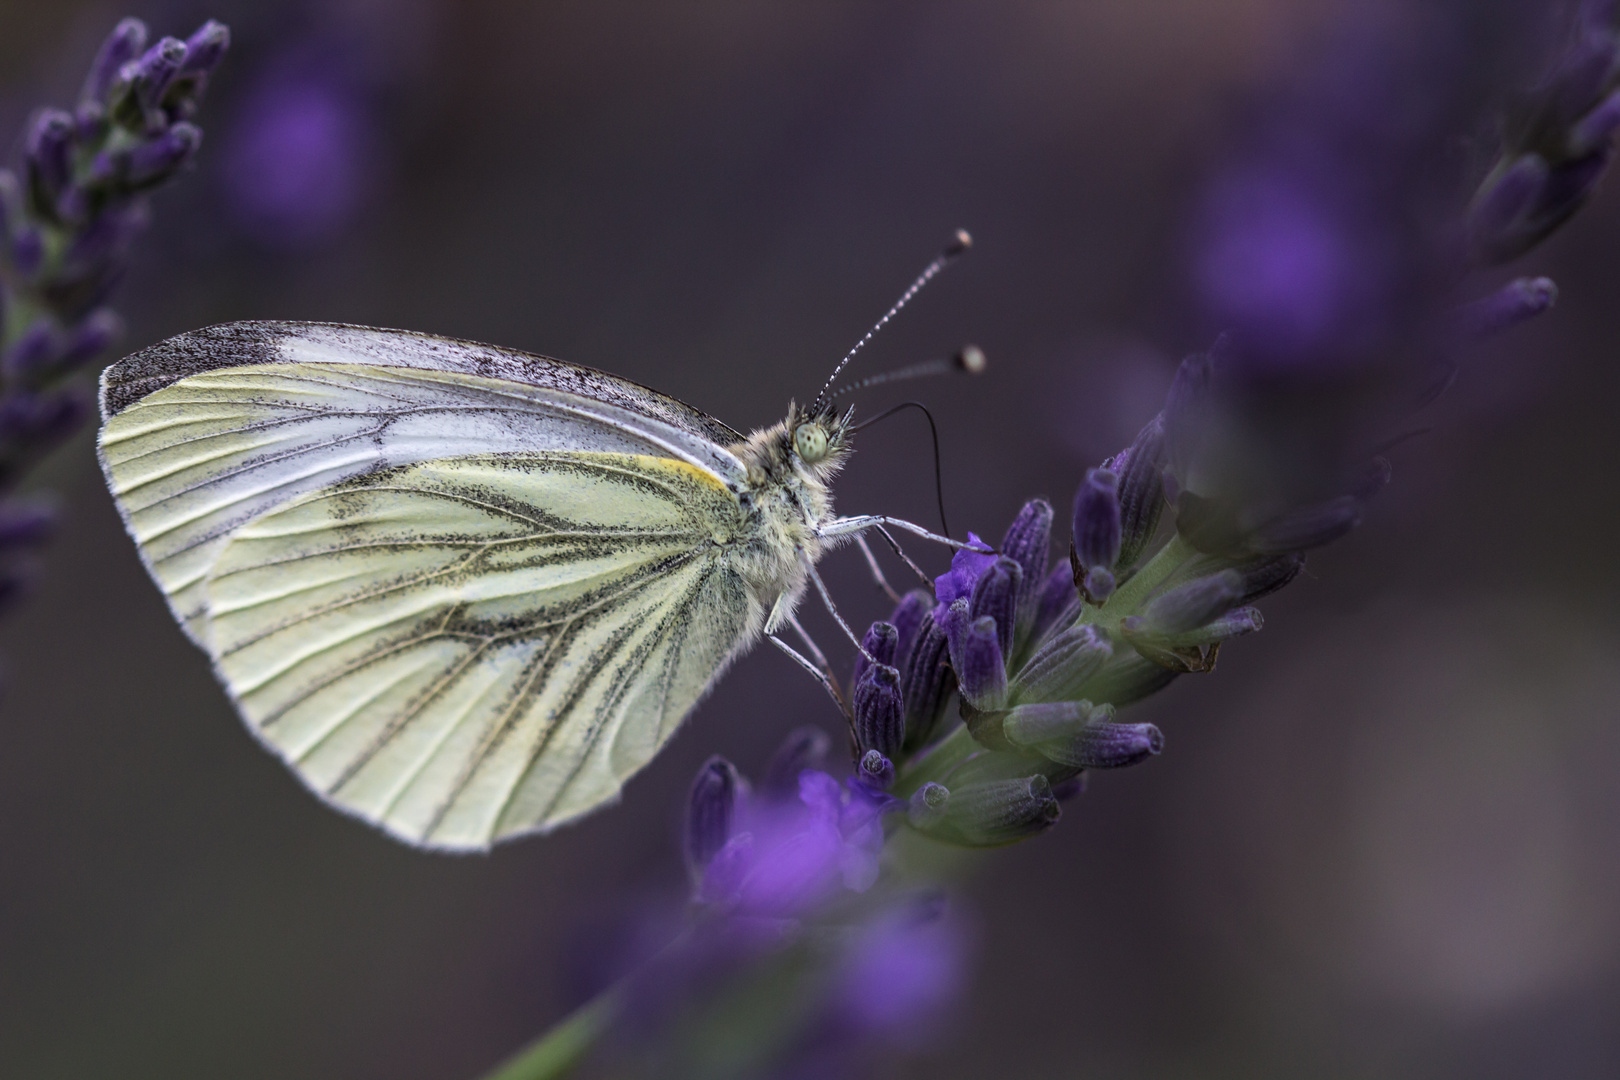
[1470,1,1620,263]
[0,18,227,624]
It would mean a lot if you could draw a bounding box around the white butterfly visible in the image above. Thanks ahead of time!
[98,316,965,851]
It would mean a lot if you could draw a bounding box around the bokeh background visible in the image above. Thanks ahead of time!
[4,1,1620,1077]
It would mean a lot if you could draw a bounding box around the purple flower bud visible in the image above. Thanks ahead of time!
[1162,349,1215,482]
[899,609,954,748]
[1072,467,1122,577]
[1232,552,1305,603]
[853,663,905,759]
[26,110,75,218]
[1469,154,1548,256]
[1456,277,1558,339]
[1125,605,1262,651]
[956,616,1007,711]
[1011,623,1111,704]
[1571,87,1620,156]
[932,775,1059,847]
[907,782,949,827]
[57,309,122,371]
[181,21,231,75]
[1347,456,1392,503]
[889,588,933,675]
[1083,567,1115,603]
[999,498,1052,630]
[1113,414,1167,569]
[1142,570,1244,635]
[968,556,1019,660]
[762,725,830,797]
[131,38,189,114]
[1045,720,1164,769]
[858,749,895,791]
[126,122,202,188]
[75,102,109,144]
[3,322,59,380]
[933,532,996,604]
[81,19,148,106]
[0,502,56,549]
[937,598,971,664]
[1471,145,1615,264]
[852,620,898,690]
[1029,560,1078,644]
[685,756,741,878]
[1248,495,1362,553]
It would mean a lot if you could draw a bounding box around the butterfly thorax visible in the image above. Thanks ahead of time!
[726,404,852,610]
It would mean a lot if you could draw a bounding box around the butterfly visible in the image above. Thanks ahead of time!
[97,242,973,851]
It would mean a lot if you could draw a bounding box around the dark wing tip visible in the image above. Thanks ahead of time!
[100,320,296,420]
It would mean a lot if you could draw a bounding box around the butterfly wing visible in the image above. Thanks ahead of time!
[204,452,754,849]
[99,322,761,849]
[98,321,746,646]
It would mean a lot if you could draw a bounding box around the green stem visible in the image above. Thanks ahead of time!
[476,990,618,1080]
[1093,533,1194,618]
[892,721,977,800]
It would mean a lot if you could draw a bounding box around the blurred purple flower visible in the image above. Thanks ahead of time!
[222,62,373,248]
[699,769,892,917]
[832,900,965,1041]
[1195,169,1384,362]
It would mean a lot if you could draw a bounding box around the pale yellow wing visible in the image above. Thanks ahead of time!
[201,451,757,850]
[97,325,746,649]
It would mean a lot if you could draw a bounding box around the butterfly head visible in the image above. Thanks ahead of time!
[786,402,853,481]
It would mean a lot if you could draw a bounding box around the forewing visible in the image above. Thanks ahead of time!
[98,326,745,644]
[204,451,758,850]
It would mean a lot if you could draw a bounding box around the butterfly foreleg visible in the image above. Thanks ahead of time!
[798,549,874,661]
[766,633,848,716]
[851,533,903,604]
[818,514,993,554]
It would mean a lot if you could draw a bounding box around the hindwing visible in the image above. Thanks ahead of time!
[204,452,754,849]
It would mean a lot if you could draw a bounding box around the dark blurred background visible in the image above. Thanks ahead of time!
[4,1,1620,1077]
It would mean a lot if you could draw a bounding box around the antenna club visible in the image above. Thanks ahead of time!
[955,344,986,374]
[945,229,973,257]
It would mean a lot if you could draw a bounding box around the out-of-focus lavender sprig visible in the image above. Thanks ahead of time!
[482,6,1620,1077]
[1470,0,1620,263]
[0,18,228,623]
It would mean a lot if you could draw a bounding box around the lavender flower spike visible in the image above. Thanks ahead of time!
[0,17,228,639]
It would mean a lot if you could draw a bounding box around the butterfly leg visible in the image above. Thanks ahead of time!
[852,533,903,604]
[799,549,875,662]
[871,524,935,589]
[767,634,848,715]
[819,514,994,554]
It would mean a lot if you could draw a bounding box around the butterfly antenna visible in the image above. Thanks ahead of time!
[852,400,952,538]
[826,345,986,401]
[809,229,972,414]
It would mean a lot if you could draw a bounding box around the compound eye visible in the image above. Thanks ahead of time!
[793,422,829,462]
